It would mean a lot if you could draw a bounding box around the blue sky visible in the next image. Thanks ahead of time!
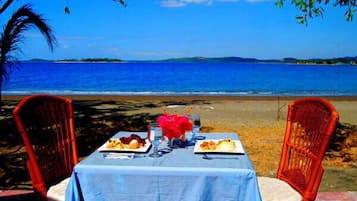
[1,0,357,60]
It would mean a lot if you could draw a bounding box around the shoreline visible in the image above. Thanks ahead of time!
[4,95,357,101]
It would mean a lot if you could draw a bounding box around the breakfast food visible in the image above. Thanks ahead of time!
[199,140,217,150]
[199,138,236,151]
[216,138,236,151]
[107,134,146,149]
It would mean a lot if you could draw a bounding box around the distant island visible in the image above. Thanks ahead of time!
[58,58,123,63]
[25,58,124,63]
[26,56,357,65]
[155,56,357,65]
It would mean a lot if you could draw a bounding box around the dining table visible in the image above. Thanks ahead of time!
[65,131,262,201]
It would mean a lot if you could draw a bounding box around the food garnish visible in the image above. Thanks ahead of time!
[107,134,146,149]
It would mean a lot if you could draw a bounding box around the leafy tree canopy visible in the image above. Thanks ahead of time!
[276,0,357,24]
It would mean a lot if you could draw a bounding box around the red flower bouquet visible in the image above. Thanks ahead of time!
[157,113,192,141]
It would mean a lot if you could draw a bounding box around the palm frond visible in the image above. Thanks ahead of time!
[1,3,57,80]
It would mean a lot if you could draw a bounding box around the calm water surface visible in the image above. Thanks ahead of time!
[3,62,357,96]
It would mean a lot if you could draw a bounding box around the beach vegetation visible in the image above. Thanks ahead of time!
[0,4,56,109]
[277,0,357,24]
[295,57,357,65]
[56,58,123,63]
[79,58,123,62]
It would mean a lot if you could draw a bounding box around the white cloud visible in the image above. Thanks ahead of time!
[160,0,186,7]
[160,0,212,7]
[160,0,272,7]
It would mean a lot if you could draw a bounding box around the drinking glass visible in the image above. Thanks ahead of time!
[147,123,163,157]
[188,114,201,145]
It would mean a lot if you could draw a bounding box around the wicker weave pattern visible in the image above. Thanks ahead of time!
[13,95,78,201]
[277,98,339,201]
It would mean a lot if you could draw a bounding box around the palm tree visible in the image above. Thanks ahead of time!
[0,4,56,109]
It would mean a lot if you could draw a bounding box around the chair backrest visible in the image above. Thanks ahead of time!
[277,97,339,201]
[13,94,78,200]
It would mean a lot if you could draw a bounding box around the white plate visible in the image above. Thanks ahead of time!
[194,139,245,154]
[98,139,152,153]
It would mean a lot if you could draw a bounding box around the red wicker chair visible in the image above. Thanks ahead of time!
[258,97,339,201]
[13,94,78,201]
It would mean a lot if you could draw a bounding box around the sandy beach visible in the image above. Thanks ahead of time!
[1,95,356,191]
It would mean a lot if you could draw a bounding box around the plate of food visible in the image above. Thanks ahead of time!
[194,138,245,154]
[98,133,151,153]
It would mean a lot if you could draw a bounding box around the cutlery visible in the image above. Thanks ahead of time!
[103,153,146,159]
[202,154,239,160]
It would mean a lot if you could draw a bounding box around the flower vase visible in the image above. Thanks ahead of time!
[168,136,187,148]
[158,114,192,148]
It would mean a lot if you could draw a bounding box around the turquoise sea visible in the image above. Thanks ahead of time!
[3,62,357,96]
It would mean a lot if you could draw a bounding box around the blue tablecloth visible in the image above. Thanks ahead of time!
[65,132,262,201]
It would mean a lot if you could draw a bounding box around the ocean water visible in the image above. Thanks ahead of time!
[3,62,357,96]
